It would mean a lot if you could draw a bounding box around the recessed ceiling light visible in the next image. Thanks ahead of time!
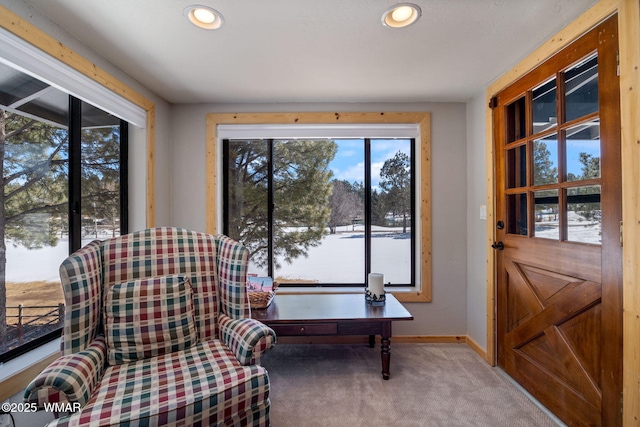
[382,3,421,28]
[184,5,224,30]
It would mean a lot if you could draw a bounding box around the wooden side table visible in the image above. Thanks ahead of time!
[251,293,413,379]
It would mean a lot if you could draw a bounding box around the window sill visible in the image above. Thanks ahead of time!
[278,286,431,302]
[0,339,60,402]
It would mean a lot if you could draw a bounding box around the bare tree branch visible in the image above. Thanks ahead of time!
[4,118,37,140]
[4,164,66,201]
[4,139,67,193]
[4,201,67,224]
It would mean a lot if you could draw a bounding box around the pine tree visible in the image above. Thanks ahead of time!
[379,151,411,233]
[226,139,337,269]
[1,110,67,351]
[573,152,601,223]
[0,109,121,353]
[533,140,558,185]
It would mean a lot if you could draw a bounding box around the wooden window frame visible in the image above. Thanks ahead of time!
[206,112,431,303]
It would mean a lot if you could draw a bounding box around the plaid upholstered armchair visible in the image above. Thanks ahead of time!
[24,227,276,426]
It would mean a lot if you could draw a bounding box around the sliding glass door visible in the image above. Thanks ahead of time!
[0,61,128,362]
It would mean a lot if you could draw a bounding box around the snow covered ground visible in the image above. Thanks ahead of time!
[5,215,598,285]
[263,226,412,284]
[5,228,412,285]
[6,237,103,283]
[535,211,601,244]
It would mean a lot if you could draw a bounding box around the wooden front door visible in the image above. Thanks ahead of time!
[493,15,622,427]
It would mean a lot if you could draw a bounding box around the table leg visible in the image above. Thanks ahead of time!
[381,321,392,380]
[381,336,391,380]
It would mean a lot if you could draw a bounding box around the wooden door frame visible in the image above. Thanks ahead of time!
[485,0,640,424]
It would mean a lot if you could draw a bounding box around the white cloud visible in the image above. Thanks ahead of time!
[339,149,357,158]
[371,140,410,164]
[332,162,364,182]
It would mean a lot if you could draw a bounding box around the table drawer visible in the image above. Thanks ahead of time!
[270,323,337,336]
[338,322,383,335]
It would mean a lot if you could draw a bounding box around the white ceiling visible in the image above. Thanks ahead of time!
[18,0,598,105]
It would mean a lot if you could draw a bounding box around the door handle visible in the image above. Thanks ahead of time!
[491,242,504,250]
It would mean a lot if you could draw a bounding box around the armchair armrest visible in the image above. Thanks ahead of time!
[24,336,107,408]
[219,314,276,365]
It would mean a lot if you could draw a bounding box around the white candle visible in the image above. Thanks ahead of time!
[368,273,384,298]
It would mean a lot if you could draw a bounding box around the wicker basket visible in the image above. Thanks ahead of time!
[248,282,278,309]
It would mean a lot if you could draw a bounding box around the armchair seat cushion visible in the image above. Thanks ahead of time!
[49,340,270,427]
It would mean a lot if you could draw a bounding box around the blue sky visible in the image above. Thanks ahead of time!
[537,135,600,178]
[328,135,598,188]
[328,138,411,188]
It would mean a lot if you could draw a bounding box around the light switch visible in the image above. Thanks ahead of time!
[479,205,487,220]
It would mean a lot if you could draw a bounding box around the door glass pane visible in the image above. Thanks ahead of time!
[564,54,598,122]
[567,185,601,244]
[533,78,557,134]
[533,133,558,186]
[507,144,527,188]
[81,103,121,241]
[566,120,600,182]
[507,193,528,236]
[534,190,559,240]
[273,139,353,284]
[226,140,269,276]
[2,108,68,355]
[371,139,412,285]
[506,97,526,143]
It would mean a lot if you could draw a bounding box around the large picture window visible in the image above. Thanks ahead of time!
[222,136,415,287]
[0,61,128,362]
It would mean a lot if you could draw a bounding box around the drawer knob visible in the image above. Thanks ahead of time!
[300,327,305,332]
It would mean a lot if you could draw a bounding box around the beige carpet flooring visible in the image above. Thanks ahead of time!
[260,343,562,427]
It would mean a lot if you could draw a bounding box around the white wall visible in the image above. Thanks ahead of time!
[466,92,489,350]
[0,0,173,230]
[170,102,468,337]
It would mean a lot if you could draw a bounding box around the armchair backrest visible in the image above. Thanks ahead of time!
[59,240,103,355]
[215,234,251,319]
[59,227,250,355]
